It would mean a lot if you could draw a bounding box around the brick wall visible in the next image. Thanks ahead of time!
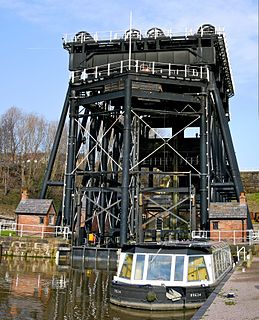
[210,219,247,241]
[16,204,56,237]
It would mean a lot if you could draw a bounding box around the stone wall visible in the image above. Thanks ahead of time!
[241,171,259,193]
[0,236,69,258]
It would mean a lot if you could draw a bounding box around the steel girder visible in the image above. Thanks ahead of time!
[40,71,249,244]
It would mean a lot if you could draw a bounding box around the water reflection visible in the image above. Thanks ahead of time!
[0,257,195,320]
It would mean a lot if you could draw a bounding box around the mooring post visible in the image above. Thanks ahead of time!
[120,77,132,246]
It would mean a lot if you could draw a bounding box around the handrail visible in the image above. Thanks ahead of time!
[63,26,225,44]
[192,229,258,245]
[70,59,209,83]
[0,222,71,239]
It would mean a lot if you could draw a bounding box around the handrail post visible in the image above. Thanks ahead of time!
[152,62,155,74]
[184,65,187,78]
[135,60,139,73]
[200,66,203,79]
[20,224,23,238]
[120,61,123,73]
[206,67,210,81]
[233,230,236,245]
[41,226,44,239]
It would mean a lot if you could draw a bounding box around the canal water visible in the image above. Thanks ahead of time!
[0,257,195,319]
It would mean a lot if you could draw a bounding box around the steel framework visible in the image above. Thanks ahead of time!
[40,25,251,246]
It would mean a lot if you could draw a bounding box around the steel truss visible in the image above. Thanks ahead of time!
[40,26,251,246]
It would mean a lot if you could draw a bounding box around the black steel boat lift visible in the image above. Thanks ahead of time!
[40,25,251,246]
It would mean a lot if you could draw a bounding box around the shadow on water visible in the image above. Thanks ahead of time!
[0,257,195,319]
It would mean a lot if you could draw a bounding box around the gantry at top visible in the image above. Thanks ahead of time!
[40,24,250,247]
[63,25,234,98]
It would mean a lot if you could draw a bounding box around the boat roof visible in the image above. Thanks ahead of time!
[121,241,229,255]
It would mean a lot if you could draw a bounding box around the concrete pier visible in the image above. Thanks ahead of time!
[192,256,259,320]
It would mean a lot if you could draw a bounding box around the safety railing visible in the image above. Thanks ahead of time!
[192,229,258,245]
[0,222,71,240]
[63,26,225,44]
[70,59,210,84]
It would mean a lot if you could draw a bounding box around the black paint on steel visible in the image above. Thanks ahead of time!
[64,90,78,226]
[210,79,252,228]
[120,78,132,246]
[40,87,70,199]
[211,81,243,198]
[39,27,251,245]
[199,93,208,229]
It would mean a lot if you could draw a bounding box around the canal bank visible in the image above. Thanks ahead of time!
[192,255,259,320]
[0,236,70,258]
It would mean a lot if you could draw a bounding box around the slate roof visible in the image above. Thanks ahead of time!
[209,202,247,219]
[15,199,54,215]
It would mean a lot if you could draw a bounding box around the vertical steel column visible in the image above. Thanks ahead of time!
[100,121,108,244]
[199,93,208,229]
[40,87,70,198]
[211,84,243,197]
[120,77,132,246]
[64,90,78,227]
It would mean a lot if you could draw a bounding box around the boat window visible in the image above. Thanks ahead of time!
[213,248,231,279]
[188,256,209,282]
[119,253,133,279]
[147,255,172,281]
[134,254,145,280]
[213,251,221,279]
[174,256,185,281]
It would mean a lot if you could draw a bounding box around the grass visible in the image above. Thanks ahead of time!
[246,193,259,212]
[0,230,16,236]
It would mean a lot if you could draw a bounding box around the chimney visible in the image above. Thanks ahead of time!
[239,192,246,205]
[21,189,29,200]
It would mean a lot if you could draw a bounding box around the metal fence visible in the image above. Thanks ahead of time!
[0,221,70,239]
[192,229,259,245]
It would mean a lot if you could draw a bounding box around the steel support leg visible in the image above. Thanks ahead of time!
[40,87,70,198]
[120,78,132,246]
[64,90,78,226]
[211,84,243,197]
[200,94,208,229]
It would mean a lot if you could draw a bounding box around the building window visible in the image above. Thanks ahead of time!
[212,221,219,230]
[49,215,54,225]
[39,216,44,224]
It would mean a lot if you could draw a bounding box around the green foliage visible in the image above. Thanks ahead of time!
[0,188,20,205]
[246,193,259,212]
[0,230,16,236]
[246,193,259,202]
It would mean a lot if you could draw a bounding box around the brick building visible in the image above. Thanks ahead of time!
[15,198,57,237]
[209,195,248,241]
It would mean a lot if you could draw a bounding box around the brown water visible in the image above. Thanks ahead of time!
[0,257,195,320]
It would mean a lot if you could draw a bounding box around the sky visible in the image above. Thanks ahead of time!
[0,0,258,170]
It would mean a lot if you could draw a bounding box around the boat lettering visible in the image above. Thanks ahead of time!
[190,292,202,298]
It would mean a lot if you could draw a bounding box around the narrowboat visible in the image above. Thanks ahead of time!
[110,241,232,310]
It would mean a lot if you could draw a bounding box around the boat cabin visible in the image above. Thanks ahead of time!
[115,242,231,287]
[111,241,232,310]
